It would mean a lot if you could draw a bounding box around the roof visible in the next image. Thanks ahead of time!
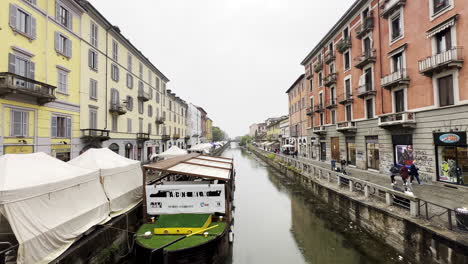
[285,74,305,93]
[144,154,234,181]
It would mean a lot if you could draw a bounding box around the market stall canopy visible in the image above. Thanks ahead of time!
[0,152,109,264]
[150,146,188,160]
[144,154,234,181]
[188,143,213,154]
[282,144,294,148]
[69,148,142,217]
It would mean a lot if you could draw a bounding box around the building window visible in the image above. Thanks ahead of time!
[110,88,119,105]
[9,55,34,85]
[345,104,352,121]
[149,88,153,99]
[10,109,29,137]
[138,100,144,114]
[55,32,72,57]
[433,0,450,15]
[331,110,336,124]
[90,22,98,47]
[346,137,356,166]
[364,68,373,91]
[89,79,97,99]
[51,115,71,138]
[126,73,133,89]
[139,63,143,79]
[394,89,405,112]
[330,87,336,104]
[148,105,153,117]
[392,52,403,72]
[148,123,152,135]
[9,5,36,39]
[318,72,323,87]
[309,79,313,91]
[390,13,402,41]
[319,113,324,126]
[435,28,452,54]
[366,98,374,118]
[139,118,143,133]
[344,51,350,70]
[438,75,454,107]
[112,40,118,61]
[366,136,379,170]
[56,4,72,29]
[89,108,97,129]
[111,64,119,82]
[127,118,132,133]
[109,143,119,154]
[111,115,118,132]
[126,96,133,111]
[57,69,68,94]
[88,49,98,70]
[320,142,327,161]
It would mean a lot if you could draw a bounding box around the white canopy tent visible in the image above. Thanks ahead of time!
[69,148,143,217]
[188,143,213,154]
[0,153,109,264]
[149,146,188,160]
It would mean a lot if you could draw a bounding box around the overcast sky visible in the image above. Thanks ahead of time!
[92,0,355,137]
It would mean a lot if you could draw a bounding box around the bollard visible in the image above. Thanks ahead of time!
[327,172,331,182]
[385,193,393,206]
[349,180,354,192]
[410,200,418,217]
[364,185,369,198]
[336,175,340,186]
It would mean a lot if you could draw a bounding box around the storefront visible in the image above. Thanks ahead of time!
[109,143,120,154]
[434,132,467,186]
[125,143,133,159]
[346,137,356,166]
[365,136,379,170]
[4,145,34,154]
[51,144,71,162]
[392,135,413,167]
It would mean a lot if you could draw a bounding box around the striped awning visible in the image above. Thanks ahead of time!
[426,15,458,38]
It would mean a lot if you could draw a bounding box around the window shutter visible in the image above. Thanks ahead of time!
[66,39,72,57]
[66,117,71,137]
[8,53,16,73]
[31,17,37,39]
[9,4,17,29]
[55,2,60,20]
[51,116,57,137]
[10,109,15,136]
[23,112,29,137]
[95,51,98,69]
[28,61,35,80]
[88,50,92,68]
[68,13,73,31]
[54,32,59,52]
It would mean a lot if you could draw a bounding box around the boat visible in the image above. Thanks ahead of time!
[135,153,235,264]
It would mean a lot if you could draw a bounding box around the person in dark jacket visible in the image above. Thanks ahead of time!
[409,163,421,184]
[389,164,399,186]
[400,166,410,189]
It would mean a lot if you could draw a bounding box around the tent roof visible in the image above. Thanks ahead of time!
[152,146,187,159]
[0,152,99,203]
[69,148,139,170]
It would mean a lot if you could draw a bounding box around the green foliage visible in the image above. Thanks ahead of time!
[212,126,227,142]
[267,154,275,160]
[239,135,252,146]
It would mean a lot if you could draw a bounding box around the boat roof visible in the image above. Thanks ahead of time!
[144,154,234,181]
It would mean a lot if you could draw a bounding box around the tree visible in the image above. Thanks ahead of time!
[239,135,252,146]
[212,126,226,142]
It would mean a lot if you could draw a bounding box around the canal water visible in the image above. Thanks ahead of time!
[223,143,405,264]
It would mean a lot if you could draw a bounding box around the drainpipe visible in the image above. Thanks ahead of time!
[377,0,384,114]
[104,26,110,130]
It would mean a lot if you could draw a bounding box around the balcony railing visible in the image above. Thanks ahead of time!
[172,134,181,140]
[378,112,416,128]
[326,99,337,109]
[323,73,337,87]
[336,121,357,132]
[356,16,374,39]
[357,83,376,98]
[337,92,353,105]
[161,134,170,141]
[109,103,127,115]
[313,126,327,135]
[80,129,111,141]
[382,0,406,19]
[314,63,323,73]
[155,116,166,124]
[306,107,314,116]
[418,47,463,76]
[381,68,410,89]
[306,67,313,80]
[138,89,150,101]
[137,133,150,141]
[0,72,56,105]
[354,51,376,69]
[325,51,336,64]
[336,38,352,54]
[314,104,325,113]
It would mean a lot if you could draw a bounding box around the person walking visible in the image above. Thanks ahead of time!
[409,163,421,184]
[389,164,399,186]
[400,165,410,190]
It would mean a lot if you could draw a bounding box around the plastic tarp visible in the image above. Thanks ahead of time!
[0,152,109,264]
[150,146,188,160]
[69,148,143,217]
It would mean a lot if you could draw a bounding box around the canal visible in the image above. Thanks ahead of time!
[223,143,405,264]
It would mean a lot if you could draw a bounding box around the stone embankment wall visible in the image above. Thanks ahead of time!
[249,146,468,264]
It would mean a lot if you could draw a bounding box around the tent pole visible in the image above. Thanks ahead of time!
[142,166,148,221]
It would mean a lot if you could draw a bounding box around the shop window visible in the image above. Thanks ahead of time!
[434,132,467,186]
[366,136,379,170]
[346,137,356,166]
[393,135,414,167]
[125,143,133,159]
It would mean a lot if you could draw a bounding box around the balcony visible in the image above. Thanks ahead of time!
[314,104,325,113]
[313,126,327,135]
[306,107,314,116]
[323,73,337,87]
[137,133,150,141]
[326,99,337,109]
[161,134,170,141]
[155,116,166,124]
[356,16,374,39]
[184,135,190,140]
[138,89,150,102]
[378,112,416,128]
[354,51,376,69]
[325,52,335,64]
[381,69,410,89]
[357,83,376,98]
[0,72,56,105]
[337,92,353,105]
[336,121,357,133]
[109,103,127,115]
[314,63,323,73]
[336,38,352,54]
[418,47,463,76]
[382,0,406,19]
[305,67,313,80]
[80,129,110,142]
[172,134,180,140]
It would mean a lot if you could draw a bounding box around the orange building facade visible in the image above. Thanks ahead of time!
[299,0,468,186]
[286,74,310,157]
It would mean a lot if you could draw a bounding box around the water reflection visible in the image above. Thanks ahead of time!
[225,144,402,264]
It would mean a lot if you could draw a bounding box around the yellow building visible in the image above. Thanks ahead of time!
[0,0,83,161]
[165,90,188,149]
[206,118,213,142]
[266,118,286,141]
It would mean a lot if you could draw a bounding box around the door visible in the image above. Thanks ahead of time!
[331,137,340,161]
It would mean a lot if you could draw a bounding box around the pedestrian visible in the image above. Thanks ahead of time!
[409,163,421,184]
[389,164,399,186]
[400,165,410,190]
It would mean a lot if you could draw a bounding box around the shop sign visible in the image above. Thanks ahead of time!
[4,145,33,154]
[434,132,467,146]
[51,144,71,153]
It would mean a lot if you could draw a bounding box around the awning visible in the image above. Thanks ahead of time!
[426,15,458,38]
